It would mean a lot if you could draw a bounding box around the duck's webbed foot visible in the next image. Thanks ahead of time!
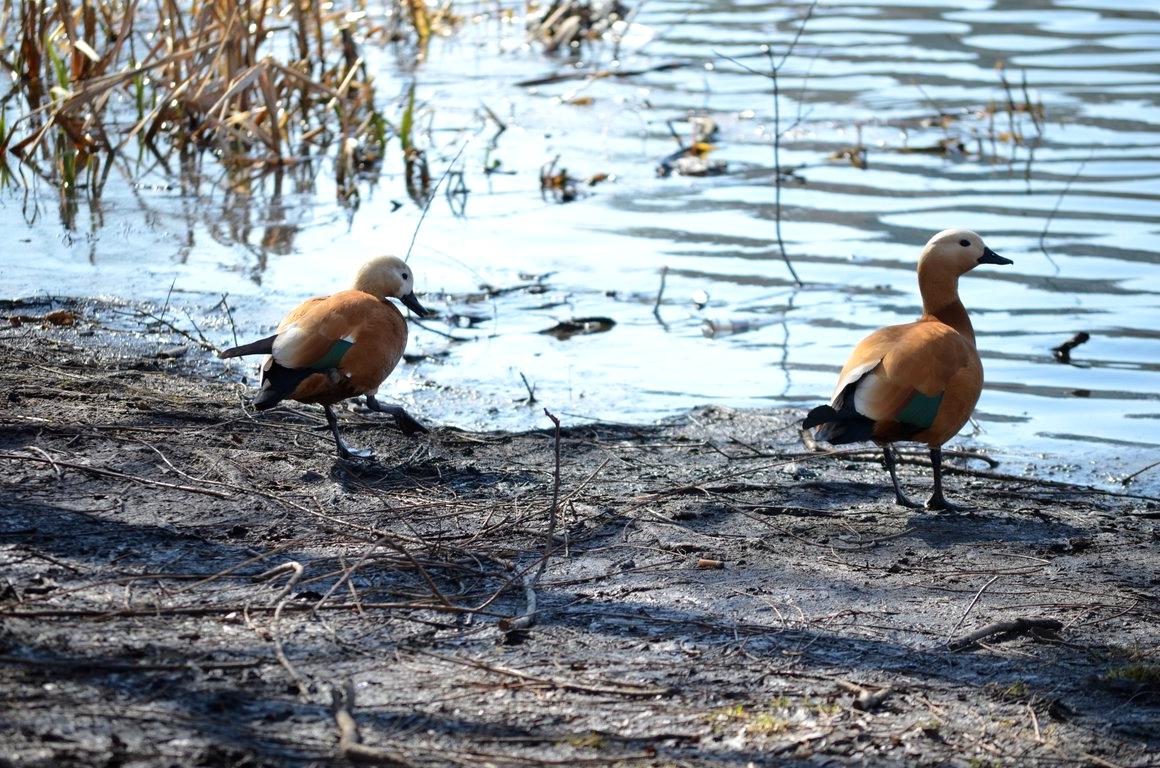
[924,492,971,513]
[926,446,972,512]
[365,395,429,436]
[324,405,375,460]
[894,489,924,509]
[337,444,375,460]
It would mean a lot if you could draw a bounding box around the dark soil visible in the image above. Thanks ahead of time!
[2,298,1158,767]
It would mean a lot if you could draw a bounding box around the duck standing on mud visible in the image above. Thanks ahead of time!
[803,229,1013,510]
[220,255,429,460]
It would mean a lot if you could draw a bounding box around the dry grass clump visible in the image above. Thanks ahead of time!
[0,0,407,193]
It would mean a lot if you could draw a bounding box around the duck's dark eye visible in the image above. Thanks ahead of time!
[959,239,971,247]
[401,272,409,279]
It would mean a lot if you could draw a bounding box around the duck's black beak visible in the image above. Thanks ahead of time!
[978,246,1013,265]
[400,291,428,317]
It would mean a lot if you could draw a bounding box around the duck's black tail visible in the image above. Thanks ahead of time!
[253,363,316,411]
[802,382,876,445]
[219,334,278,359]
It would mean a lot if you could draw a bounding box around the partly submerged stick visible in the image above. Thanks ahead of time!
[717,2,817,287]
[403,138,470,263]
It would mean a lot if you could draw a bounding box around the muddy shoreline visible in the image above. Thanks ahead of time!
[1,299,1158,767]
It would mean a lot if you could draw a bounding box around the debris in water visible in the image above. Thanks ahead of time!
[540,317,616,340]
[657,115,727,177]
[657,141,726,178]
[526,0,630,54]
[701,317,778,338]
[1052,331,1090,364]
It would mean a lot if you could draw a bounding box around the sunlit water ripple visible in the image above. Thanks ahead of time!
[3,0,1158,493]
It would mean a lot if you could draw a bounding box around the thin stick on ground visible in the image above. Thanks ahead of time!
[253,561,309,698]
[412,648,673,698]
[947,617,1063,652]
[119,306,221,354]
[946,575,1000,642]
[1027,702,1043,743]
[211,293,240,349]
[257,561,305,606]
[0,451,235,499]
[330,681,413,766]
[537,408,562,586]
[501,408,562,632]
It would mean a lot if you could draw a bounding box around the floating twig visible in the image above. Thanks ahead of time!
[1120,458,1160,488]
[1039,152,1091,273]
[518,372,538,404]
[653,266,669,329]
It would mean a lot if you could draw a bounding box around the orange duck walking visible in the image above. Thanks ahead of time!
[803,229,1012,510]
[220,255,429,460]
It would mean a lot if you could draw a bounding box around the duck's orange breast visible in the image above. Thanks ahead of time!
[270,289,408,406]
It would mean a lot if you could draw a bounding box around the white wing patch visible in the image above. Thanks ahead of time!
[831,359,880,403]
[852,370,897,421]
[271,322,309,367]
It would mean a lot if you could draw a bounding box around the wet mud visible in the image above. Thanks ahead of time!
[2,299,1158,767]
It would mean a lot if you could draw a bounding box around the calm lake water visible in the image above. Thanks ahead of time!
[3,0,1159,493]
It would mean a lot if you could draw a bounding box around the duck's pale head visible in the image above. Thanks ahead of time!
[915,229,1013,315]
[920,228,1013,276]
[353,255,427,316]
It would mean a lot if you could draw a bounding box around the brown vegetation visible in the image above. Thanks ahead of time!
[0,0,399,192]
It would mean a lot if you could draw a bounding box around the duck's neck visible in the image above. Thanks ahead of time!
[930,299,975,345]
[918,264,975,345]
[351,279,387,301]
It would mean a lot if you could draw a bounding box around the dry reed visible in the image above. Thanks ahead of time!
[0,0,416,194]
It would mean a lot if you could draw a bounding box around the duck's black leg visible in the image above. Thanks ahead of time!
[925,446,969,511]
[364,395,428,436]
[883,445,922,508]
[323,405,374,460]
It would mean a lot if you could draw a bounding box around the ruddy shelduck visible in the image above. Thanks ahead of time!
[220,255,428,459]
[803,229,1013,510]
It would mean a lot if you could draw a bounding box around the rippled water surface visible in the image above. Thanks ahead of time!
[3,0,1159,492]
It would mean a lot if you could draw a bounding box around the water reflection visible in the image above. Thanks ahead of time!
[1,0,1158,492]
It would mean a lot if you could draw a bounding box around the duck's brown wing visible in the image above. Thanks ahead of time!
[264,290,407,405]
[817,319,980,446]
[271,294,355,370]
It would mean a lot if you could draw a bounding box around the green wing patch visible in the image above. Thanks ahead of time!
[897,391,943,429]
[309,338,353,370]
